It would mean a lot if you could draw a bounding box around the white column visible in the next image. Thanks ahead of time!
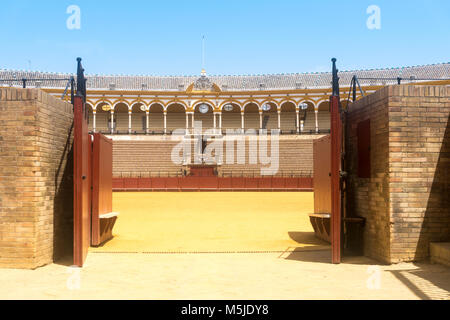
[277,110,281,131]
[296,110,300,134]
[110,111,114,134]
[185,112,189,134]
[219,112,222,133]
[259,112,263,130]
[315,109,319,133]
[192,112,195,131]
[241,112,245,131]
[164,111,167,135]
[301,120,305,133]
[213,113,217,129]
[93,111,97,133]
[213,113,218,135]
[128,110,132,134]
[146,111,150,134]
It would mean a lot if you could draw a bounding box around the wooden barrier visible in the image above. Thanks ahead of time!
[91,133,118,247]
[313,135,332,214]
[112,176,313,192]
[309,135,332,244]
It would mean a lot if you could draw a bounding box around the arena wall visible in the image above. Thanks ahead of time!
[0,88,74,269]
[346,85,450,264]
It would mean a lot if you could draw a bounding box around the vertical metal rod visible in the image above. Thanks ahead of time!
[71,77,75,106]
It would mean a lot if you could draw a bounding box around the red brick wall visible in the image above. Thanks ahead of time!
[0,88,74,269]
[346,85,450,264]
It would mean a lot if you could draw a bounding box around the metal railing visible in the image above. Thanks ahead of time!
[0,77,75,103]
[91,129,329,136]
[345,75,450,107]
[0,57,88,105]
[218,169,313,178]
[113,169,313,179]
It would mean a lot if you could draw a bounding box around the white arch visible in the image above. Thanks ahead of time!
[192,101,214,112]
[94,100,113,110]
[148,102,165,112]
[112,101,130,111]
[130,101,147,112]
[165,101,187,112]
[298,100,317,110]
[242,101,261,112]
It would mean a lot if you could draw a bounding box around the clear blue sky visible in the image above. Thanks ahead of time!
[0,0,448,75]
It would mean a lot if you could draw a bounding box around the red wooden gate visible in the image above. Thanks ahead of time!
[73,95,91,267]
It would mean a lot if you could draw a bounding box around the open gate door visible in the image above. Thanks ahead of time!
[330,58,342,264]
[73,95,91,267]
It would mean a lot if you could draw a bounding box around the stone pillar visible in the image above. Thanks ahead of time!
[192,112,195,131]
[219,112,222,133]
[110,110,114,135]
[259,111,263,130]
[277,110,281,131]
[93,111,96,133]
[164,111,167,135]
[241,111,245,131]
[128,110,132,134]
[315,108,319,133]
[186,112,189,134]
[300,120,304,133]
[213,113,218,134]
[296,110,300,134]
[146,111,150,134]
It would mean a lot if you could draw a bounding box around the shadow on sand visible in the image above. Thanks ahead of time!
[388,263,450,300]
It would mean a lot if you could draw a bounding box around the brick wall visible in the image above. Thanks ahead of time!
[0,88,74,269]
[346,85,450,264]
[346,86,391,263]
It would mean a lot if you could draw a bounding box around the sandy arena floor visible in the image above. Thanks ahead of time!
[91,192,329,253]
[1,252,449,300]
[0,192,449,300]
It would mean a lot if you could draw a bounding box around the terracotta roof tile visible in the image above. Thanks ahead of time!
[0,63,448,91]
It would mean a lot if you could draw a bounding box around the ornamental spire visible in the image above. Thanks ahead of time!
[201,35,206,76]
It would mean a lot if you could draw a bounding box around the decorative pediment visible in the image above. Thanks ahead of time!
[186,70,221,93]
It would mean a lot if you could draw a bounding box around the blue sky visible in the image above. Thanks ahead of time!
[0,0,448,75]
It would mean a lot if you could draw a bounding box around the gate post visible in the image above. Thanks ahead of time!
[330,58,342,264]
[73,58,91,267]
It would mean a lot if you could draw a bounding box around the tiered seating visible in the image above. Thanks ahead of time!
[112,138,184,177]
[318,112,331,131]
[280,112,297,132]
[303,111,316,132]
[222,113,241,129]
[217,135,315,177]
[112,135,321,178]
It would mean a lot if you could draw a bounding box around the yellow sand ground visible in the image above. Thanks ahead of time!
[91,192,329,253]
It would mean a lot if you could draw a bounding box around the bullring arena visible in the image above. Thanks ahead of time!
[0,59,449,299]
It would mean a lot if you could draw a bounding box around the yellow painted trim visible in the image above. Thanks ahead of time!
[218,99,244,110]
[165,99,189,110]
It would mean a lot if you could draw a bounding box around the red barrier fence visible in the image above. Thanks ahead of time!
[313,135,331,214]
[91,133,114,246]
[113,177,313,192]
